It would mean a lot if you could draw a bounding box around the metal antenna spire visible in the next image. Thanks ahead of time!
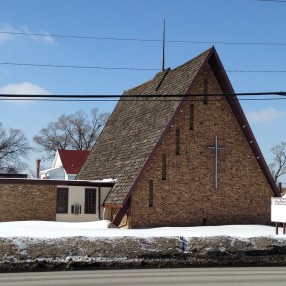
[162,18,166,71]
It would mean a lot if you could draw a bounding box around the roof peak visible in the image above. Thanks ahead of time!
[123,47,214,96]
[171,47,214,73]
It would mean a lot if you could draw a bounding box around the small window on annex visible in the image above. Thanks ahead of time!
[85,188,96,214]
[56,187,69,213]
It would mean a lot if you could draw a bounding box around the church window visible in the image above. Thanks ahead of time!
[176,128,180,155]
[85,188,96,214]
[204,79,208,105]
[189,104,194,130]
[162,154,167,180]
[149,179,153,207]
[56,188,68,213]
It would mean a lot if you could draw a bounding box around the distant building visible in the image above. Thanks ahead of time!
[40,150,90,180]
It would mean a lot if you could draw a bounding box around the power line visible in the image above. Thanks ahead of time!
[1,30,286,46]
[257,0,286,2]
[0,92,285,102]
[0,91,285,98]
[228,70,286,73]
[0,62,159,71]
[1,62,286,73]
[0,97,285,102]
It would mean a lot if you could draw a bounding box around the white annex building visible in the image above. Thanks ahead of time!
[40,150,90,180]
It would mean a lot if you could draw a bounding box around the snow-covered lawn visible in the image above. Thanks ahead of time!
[1,220,285,239]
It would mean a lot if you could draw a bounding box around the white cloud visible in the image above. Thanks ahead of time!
[0,23,17,44]
[0,23,55,44]
[21,25,55,44]
[246,108,286,123]
[0,82,51,95]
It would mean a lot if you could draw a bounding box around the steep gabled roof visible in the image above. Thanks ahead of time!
[77,49,211,203]
[58,150,90,175]
[77,47,279,212]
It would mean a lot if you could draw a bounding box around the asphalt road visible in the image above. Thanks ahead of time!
[1,267,286,286]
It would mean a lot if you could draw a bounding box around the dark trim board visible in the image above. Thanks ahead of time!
[0,178,115,188]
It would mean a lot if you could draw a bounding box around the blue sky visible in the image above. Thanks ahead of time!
[0,0,285,182]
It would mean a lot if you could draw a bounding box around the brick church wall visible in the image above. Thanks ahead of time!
[129,64,274,228]
[0,182,56,222]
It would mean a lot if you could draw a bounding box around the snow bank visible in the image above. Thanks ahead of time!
[2,221,286,272]
[1,221,285,239]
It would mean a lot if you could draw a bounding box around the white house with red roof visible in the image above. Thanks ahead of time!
[40,150,90,180]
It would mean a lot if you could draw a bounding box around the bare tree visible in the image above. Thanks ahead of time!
[268,141,286,183]
[0,122,31,173]
[33,108,109,159]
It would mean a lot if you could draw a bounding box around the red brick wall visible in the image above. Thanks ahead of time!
[129,64,273,227]
[0,183,56,222]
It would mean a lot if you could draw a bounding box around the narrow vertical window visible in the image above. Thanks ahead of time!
[189,104,194,130]
[204,79,208,105]
[176,128,180,155]
[56,188,68,213]
[149,179,153,207]
[162,154,167,180]
[85,188,96,214]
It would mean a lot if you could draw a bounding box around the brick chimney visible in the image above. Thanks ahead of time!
[36,159,41,179]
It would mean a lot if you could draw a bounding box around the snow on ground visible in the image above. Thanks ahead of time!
[1,220,286,239]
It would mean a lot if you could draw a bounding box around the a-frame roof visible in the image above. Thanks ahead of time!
[77,47,279,211]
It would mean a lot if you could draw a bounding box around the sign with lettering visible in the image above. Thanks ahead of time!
[271,198,286,222]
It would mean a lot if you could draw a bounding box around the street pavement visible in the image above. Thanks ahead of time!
[1,267,286,285]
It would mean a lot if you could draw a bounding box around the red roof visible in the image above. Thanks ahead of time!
[58,150,90,175]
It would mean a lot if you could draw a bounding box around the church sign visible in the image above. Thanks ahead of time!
[271,197,286,235]
[271,198,286,222]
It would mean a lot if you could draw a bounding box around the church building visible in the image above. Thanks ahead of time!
[77,47,279,228]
